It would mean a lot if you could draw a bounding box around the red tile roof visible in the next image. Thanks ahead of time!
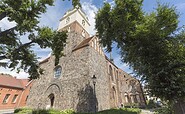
[0,74,29,89]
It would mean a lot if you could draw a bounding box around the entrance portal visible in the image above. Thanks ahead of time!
[48,93,55,107]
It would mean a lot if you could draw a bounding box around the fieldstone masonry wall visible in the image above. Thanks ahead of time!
[88,47,110,111]
[27,31,108,112]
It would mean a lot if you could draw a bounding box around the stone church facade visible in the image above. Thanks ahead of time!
[27,8,146,112]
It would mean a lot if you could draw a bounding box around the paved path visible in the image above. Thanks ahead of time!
[141,109,155,114]
[0,109,14,114]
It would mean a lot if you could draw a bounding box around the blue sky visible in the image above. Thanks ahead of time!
[0,0,185,78]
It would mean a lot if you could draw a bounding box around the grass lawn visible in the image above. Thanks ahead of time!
[14,108,141,114]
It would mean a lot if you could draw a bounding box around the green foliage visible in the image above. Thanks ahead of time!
[154,106,174,114]
[95,0,144,52]
[0,0,80,79]
[14,107,32,114]
[95,0,185,104]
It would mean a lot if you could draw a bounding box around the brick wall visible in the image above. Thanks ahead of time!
[0,86,23,110]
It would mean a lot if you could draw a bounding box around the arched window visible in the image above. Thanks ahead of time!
[92,40,94,47]
[82,29,85,37]
[94,39,97,50]
[68,27,71,32]
[54,66,62,78]
[124,92,129,103]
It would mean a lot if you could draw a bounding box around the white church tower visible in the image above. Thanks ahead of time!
[58,7,90,38]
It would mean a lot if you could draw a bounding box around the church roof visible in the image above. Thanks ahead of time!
[72,36,93,51]
[39,57,50,65]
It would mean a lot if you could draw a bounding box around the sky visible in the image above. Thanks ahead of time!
[0,0,185,79]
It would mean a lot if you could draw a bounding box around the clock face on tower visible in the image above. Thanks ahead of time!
[82,20,85,26]
[66,17,70,24]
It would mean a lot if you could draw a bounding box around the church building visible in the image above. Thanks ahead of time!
[27,7,146,113]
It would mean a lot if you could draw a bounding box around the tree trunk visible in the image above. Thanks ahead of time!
[173,101,185,114]
[0,12,7,21]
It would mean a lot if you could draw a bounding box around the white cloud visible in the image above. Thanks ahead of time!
[0,67,29,79]
[0,17,16,30]
[82,1,98,35]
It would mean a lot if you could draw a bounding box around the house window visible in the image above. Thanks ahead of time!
[3,94,10,104]
[54,66,62,78]
[12,94,18,103]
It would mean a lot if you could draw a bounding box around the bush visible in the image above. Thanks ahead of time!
[146,99,157,109]
[154,107,174,114]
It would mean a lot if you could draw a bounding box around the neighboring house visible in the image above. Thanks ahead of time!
[0,73,32,110]
[27,7,146,113]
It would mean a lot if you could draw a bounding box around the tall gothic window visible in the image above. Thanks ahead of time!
[92,41,94,47]
[124,93,129,103]
[109,65,113,81]
[94,39,97,50]
[54,66,62,78]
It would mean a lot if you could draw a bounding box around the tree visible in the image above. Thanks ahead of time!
[0,0,79,79]
[95,0,185,112]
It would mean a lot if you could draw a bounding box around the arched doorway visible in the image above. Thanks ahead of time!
[45,84,61,109]
[48,93,55,108]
